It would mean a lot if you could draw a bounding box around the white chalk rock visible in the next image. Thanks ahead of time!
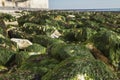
[11,38,32,49]
[51,30,61,38]
[67,15,75,18]
[4,21,18,26]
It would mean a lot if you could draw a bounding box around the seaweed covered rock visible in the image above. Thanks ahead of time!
[19,54,59,79]
[17,11,51,26]
[86,27,97,40]
[0,27,5,39]
[31,35,64,47]
[63,28,87,42]
[86,43,112,68]
[25,43,46,55]
[49,43,94,61]
[42,57,117,80]
[0,48,16,66]
[0,37,18,51]
[0,27,4,35]
[16,44,46,67]
[7,27,27,38]
[0,13,15,21]
[92,28,120,69]
[21,23,46,35]
[22,23,61,37]
[0,70,35,80]
[15,51,31,67]
[0,29,5,46]
[0,19,7,37]
[17,12,32,26]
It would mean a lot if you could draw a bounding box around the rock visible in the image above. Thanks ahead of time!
[7,27,27,38]
[20,55,59,79]
[0,19,7,37]
[42,57,118,80]
[0,70,35,80]
[32,35,64,47]
[86,43,114,71]
[0,48,15,65]
[25,43,46,55]
[48,43,94,61]
[67,15,75,18]
[91,29,120,70]
[4,21,18,26]
[0,37,18,51]
[50,30,61,38]
[11,38,32,49]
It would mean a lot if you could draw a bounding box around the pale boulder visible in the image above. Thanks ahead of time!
[67,15,75,18]
[11,38,32,49]
[50,30,61,38]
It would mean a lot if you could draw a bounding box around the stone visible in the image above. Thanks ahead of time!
[50,30,61,38]
[0,19,7,37]
[67,15,75,18]
[11,38,32,49]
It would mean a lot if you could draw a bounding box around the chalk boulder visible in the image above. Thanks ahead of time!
[50,30,61,38]
[11,38,32,49]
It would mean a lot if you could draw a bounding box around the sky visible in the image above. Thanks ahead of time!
[49,0,120,9]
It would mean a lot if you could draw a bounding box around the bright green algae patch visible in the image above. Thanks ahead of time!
[42,57,117,80]
[48,43,94,61]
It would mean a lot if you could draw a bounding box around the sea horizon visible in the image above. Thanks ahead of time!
[0,7,120,11]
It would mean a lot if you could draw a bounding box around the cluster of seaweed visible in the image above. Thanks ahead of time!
[0,11,120,80]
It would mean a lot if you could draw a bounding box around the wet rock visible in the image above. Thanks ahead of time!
[42,57,118,80]
[50,30,61,38]
[11,38,32,49]
[0,19,7,37]
[67,15,75,18]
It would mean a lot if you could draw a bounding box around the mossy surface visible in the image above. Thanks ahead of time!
[42,57,117,80]
[19,54,59,78]
[49,43,94,61]
[91,28,120,69]
[0,48,16,66]
[25,43,46,54]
